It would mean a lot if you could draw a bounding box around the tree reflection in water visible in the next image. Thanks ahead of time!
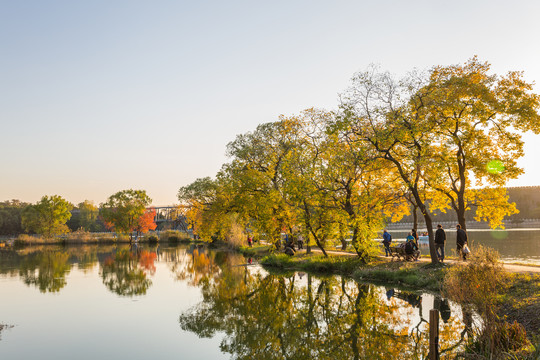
[100,247,156,296]
[179,260,467,359]
[18,251,71,293]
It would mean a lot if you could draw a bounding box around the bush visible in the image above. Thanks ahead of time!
[147,235,159,244]
[443,245,531,357]
[465,321,530,358]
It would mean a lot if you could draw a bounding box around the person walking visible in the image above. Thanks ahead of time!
[435,224,446,262]
[456,224,468,260]
[382,229,392,257]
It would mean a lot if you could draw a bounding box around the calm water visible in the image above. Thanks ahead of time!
[385,229,540,264]
[0,245,473,359]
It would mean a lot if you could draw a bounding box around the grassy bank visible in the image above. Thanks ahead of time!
[500,273,540,338]
[260,252,445,291]
[8,230,193,246]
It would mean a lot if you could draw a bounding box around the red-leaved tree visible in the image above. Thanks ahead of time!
[134,209,157,238]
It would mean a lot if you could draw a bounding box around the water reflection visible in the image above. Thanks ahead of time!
[18,251,71,293]
[179,263,467,359]
[100,247,156,296]
[0,245,472,358]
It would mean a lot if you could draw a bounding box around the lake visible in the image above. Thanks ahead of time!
[0,244,473,359]
[383,229,540,265]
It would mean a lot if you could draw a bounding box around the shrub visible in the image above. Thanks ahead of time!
[444,245,531,357]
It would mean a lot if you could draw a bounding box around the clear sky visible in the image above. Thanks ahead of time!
[1,0,539,206]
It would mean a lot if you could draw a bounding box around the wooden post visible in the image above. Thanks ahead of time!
[429,309,440,360]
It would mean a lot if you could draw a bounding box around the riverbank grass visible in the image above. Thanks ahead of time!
[260,252,445,291]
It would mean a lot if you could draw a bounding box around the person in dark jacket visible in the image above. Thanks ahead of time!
[382,229,392,256]
[456,224,468,260]
[435,224,446,262]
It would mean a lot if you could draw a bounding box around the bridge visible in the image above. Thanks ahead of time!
[149,205,189,230]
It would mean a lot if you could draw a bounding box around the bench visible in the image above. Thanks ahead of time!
[389,245,419,261]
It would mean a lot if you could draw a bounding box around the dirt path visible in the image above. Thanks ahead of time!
[294,247,540,274]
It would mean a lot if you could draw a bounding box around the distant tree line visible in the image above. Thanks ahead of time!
[0,198,105,236]
[0,190,157,241]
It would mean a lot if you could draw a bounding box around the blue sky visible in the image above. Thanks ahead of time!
[1,0,540,205]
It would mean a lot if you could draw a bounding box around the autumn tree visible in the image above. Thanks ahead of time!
[224,120,300,249]
[338,66,442,263]
[134,208,157,238]
[325,118,409,260]
[178,176,230,241]
[280,109,339,256]
[21,195,73,238]
[100,189,152,241]
[411,57,540,229]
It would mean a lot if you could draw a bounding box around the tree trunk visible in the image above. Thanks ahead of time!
[312,234,328,257]
[351,227,368,262]
[456,200,467,231]
[412,205,419,231]
[420,205,438,264]
[341,238,348,251]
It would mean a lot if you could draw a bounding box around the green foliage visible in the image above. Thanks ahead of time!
[0,200,29,235]
[21,195,73,238]
[100,189,152,237]
[67,200,104,232]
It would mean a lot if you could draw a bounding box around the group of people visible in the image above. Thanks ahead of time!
[382,224,470,261]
